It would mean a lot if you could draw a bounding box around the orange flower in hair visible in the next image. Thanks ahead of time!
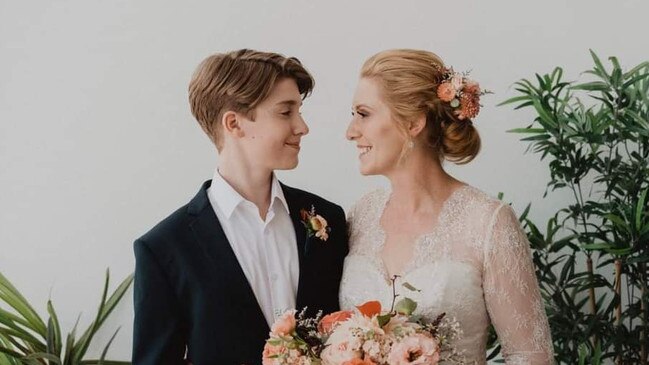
[456,92,481,120]
[438,68,489,121]
[436,82,456,102]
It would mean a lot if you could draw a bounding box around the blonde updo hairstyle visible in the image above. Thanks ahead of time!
[360,49,481,164]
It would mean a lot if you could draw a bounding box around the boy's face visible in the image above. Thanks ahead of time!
[232,78,309,171]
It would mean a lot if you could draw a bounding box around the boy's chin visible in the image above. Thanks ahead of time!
[272,159,299,171]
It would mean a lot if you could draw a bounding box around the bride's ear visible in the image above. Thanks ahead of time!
[408,115,427,139]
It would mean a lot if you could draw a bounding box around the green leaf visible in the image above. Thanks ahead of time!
[98,328,120,365]
[402,282,421,292]
[394,298,417,316]
[507,128,547,134]
[497,95,530,106]
[521,134,551,142]
[582,243,613,250]
[0,327,45,352]
[377,314,392,328]
[72,271,133,363]
[636,189,647,230]
[47,300,62,357]
[532,99,558,130]
[605,213,630,232]
[23,352,62,364]
[571,81,609,91]
[72,270,111,364]
[0,271,47,336]
[63,315,80,365]
[623,72,649,88]
[0,345,24,359]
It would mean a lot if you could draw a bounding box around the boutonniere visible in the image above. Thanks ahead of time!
[299,205,331,242]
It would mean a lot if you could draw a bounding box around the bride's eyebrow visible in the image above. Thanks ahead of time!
[353,104,373,111]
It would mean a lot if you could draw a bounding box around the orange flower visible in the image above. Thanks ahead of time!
[436,82,456,102]
[343,358,377,365]
[356,300,382,317]
[463,81,480,95]
[318,310,353,333]
[456,92,481,120]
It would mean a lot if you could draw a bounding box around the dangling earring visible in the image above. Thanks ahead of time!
[408,139,415,149]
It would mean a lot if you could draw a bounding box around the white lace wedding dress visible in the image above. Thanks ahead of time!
[339,185,554,364]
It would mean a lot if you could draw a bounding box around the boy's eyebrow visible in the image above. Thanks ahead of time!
[275,100,303,107]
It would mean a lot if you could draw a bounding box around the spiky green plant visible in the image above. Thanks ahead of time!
[0,269,133,365]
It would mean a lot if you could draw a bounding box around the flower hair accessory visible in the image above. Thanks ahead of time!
[436,67,490,121]
[300,205,330,241]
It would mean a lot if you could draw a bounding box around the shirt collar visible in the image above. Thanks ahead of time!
[210,170,289,219]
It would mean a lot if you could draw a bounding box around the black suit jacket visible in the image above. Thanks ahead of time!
[132,181,348,365]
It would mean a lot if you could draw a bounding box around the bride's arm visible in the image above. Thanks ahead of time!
[482,203,554,365]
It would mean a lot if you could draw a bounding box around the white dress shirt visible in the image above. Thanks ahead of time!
[207,170,299,327]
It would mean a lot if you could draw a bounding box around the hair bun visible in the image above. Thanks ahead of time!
[440,119,481,164]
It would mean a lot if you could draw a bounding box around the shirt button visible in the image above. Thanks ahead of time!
[271,273,278,281]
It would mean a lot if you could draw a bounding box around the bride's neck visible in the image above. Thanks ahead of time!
[386,151,460,212]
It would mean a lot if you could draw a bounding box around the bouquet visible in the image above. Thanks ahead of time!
[263,277,463,365]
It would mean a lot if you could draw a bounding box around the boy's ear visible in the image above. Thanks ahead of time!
[221,111,245,138]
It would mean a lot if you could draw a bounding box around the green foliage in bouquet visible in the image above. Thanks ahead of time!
[0,269,133,365]
[499,50,649,364]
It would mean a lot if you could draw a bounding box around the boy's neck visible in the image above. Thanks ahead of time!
[217,160,274,220]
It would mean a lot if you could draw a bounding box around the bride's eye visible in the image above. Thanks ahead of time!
[352,109,368,118]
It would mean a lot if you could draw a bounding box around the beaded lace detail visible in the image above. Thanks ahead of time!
[340,186,554,364]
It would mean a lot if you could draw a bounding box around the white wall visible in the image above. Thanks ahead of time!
[1,0,647,360]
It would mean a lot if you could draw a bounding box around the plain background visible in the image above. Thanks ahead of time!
[1,0,648,360]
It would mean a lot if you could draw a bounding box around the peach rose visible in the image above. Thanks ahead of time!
[436,82,456,102]
[319,310,353,334]
[310,215,327,231]
[262,342,285,365]
[387,333,440,365]
[321,340,362,365]
[271,310,296,336]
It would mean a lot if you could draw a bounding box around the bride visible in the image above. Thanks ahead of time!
[340,49,554,364]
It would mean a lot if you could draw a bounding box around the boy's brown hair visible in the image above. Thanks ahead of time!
[188,49,315,150]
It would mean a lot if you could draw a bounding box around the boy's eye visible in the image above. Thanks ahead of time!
[281,111,292,116]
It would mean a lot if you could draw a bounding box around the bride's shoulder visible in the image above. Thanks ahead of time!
[354,188,388,207]
[457,184,508,215]
[347,188,387,222]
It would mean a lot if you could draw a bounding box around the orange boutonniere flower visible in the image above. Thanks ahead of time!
[300,205,331,241]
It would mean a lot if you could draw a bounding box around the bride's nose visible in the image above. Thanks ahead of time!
[346,119,360,141]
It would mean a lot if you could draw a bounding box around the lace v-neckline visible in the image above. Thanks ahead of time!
[373,185,470,282]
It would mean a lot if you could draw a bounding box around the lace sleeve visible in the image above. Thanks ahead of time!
[483,203,554,364]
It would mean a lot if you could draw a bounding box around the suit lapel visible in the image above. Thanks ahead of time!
[187,181,269,333]
[281,183,311,309]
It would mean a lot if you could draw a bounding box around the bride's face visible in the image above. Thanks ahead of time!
[346,77,406,176]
